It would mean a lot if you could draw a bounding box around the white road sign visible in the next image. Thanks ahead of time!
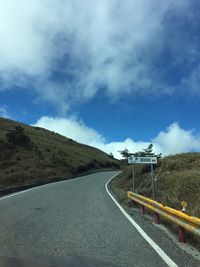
[128,157,138,164]
[128,156,157,164]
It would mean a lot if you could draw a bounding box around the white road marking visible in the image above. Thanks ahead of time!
[0,180,59,201]
[0,187,37,201]
[105,173,178,267]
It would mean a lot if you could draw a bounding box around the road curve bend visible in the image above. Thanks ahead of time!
[0,171,199,266]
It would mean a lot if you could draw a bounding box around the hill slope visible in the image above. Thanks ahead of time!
[0,117,119,191]
[110,153,200,217]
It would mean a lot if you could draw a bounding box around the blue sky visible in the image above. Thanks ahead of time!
[0,0,200,158]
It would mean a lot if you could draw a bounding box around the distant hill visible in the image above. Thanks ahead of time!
[0,117,119,192]
[110,153,200,217]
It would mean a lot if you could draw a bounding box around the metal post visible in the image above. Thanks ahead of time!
[141,205,145,215]
[153,212,160,224]
[178,226,186,242]
[151,164,156,200]
[132,164,135,193]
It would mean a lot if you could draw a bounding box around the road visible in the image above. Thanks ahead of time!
[0,171,199,266]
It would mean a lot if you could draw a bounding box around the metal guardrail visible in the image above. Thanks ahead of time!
[127,191,200,242]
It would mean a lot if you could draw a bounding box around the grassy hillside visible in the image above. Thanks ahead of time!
[110,153,200,217]
[0,117,119,191]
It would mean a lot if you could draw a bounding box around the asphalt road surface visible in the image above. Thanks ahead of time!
[0,171,199,266]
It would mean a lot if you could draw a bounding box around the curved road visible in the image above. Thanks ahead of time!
[0,171,199,266]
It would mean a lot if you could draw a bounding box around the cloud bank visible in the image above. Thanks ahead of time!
[33,116,104,145]
[0,1,200,110]
[33,116,200,158]
[0,106,10,119]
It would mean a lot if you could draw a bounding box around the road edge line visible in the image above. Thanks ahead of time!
[0,170,115,201]
[0,187,39,201]
[105,174,178,267]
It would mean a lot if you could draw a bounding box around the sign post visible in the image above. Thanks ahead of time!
[151,163,156,200]
[128,156,157,199]
[132,164,135,193]
[128,156,136,192]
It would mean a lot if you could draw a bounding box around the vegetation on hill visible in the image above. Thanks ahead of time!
[0,117,119,191]
[110,152,200,217]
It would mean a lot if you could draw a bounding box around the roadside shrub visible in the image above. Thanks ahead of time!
[6,126,32,149]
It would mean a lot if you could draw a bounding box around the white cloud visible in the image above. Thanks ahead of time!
[33,116,200,159]
[153,123,200,155]
[0,0,197,110]
[32,116,105,145]
[0,106,10,119]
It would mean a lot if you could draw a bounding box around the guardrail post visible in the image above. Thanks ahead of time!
[153,212,160,224]
[141,205,145,215]
[127,191,199,242]
[178,226,186,242]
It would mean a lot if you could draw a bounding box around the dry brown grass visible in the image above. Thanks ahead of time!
[110,153,200,217]
[0,117,119,190]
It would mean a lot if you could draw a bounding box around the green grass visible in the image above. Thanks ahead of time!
[110,153,200,217]
[0,117,120,190]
